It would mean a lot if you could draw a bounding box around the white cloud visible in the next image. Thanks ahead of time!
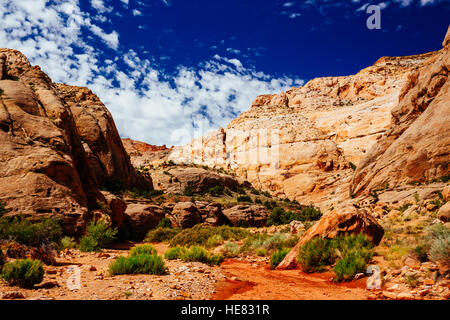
[132,9,142,16]
[0,0,302,146]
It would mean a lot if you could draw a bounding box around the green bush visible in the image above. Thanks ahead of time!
[181,246,224,265]
[270,248,290,269]
[130,244,157,256]
[157,217,173,229]
[79,236,100,252]
[222,241,239,258]
[255,248,267,257]
[237,195,252,203]
[425,224,449,262]
[236,187,246,195]
[206,234,224,247]
[79,220,117,252]
[0,217,62,247]
[170,225,249,248]
[109,254,166,276]
[0,248,5,268]
[414,245,428,262]
[145,227,181,243]
[60,236,77,250]
[267,206,322,226]
[333,250,369,282]
[183,185,195,196]
[164,246,187,260]
[297,237,336,273]
[297,234,374,281]
[208,185,224,196]
[1,259,44,288]
[240,233,298,254]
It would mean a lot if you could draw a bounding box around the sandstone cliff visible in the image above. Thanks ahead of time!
[0,49,152,235]
[350,27,450,196]
[168,47,440,210]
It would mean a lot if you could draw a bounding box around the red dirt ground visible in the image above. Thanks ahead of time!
[212,259,369,300]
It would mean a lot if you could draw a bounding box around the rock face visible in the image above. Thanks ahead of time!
[351,27,450,196]
[122,138,172,168]
[222,205,270,227]
[169,202,202,228]
[168,49,436,210]
[277,206,384,270]
[151,166,243,194]
[0,48,152,235]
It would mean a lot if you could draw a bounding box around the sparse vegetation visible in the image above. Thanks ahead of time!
[130,244,157,256]
[181,246,224,265]
[164,246,187,260]
[157,217,173,229]
[1,259,44,288]
[349,162,357,171]
[266,206,322,226]
[237,195,252,203]
[0,217,62,247]
[183,185,195,196]
[270,248,290,269]
[425,224,449,262]
[60,236,77,250]
[222,241,239,258]
[414,245,428,262]
[79,220,117,252]
[109,254,166,276]
[169,225,249,248]
[297,234,374,281]
[208,185,225,196]
[144,227,181,243]
[240,232,298,255]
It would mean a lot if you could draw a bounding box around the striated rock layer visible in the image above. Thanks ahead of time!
[0,48,152,235]
[168,48,440,210]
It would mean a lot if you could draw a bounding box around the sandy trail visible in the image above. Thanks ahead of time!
[212,259,369,300]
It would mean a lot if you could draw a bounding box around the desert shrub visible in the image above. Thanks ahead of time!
[333,250,369,282]
[157,217,172,229]
[129,188,164,199]
[237,195,252,203]
[0,202,6,214]
[267,207,322,226]
[298,234,374,280]
[222,241,239,258]
[145,227,181,243]
[236,187,246,195]
[109,254,166,276]
[425,224,449,262]
[349,162,357,171]
[255,248,267,257]
[208,185,224,196]
[240,233,297,254]
[254,199,262,204]
[404,274,420,288]
[1,259,44,288]
[263,200,277,210]
[130,244,157,256]
[181,246,224,265]
[0,248,5,268]
[183,185,195,196]
[60,236,77,250]
[102,179,125,194]
[0,217,62,247]
[206,234,224,247]
[399,203,413,213]
[170,225,249,248]
[414,245,428,262]
[270,248,290,269]
[79,220,117,252]
[297,237,336,273]
[164,246,187,260]
[79,236,100,252]
[251,188,261,195]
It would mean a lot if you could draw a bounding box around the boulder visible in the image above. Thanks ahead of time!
[5,242,57,265]
[442,185,450,202]
[289,220,305,234]
[195,201,230,226]
[222,205,270,227]
[122,204,165,240]
[437,202,450,223]
[277,206,384,270]
[169,202,202,228]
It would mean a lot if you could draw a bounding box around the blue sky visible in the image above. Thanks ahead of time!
[0,0,449,146]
